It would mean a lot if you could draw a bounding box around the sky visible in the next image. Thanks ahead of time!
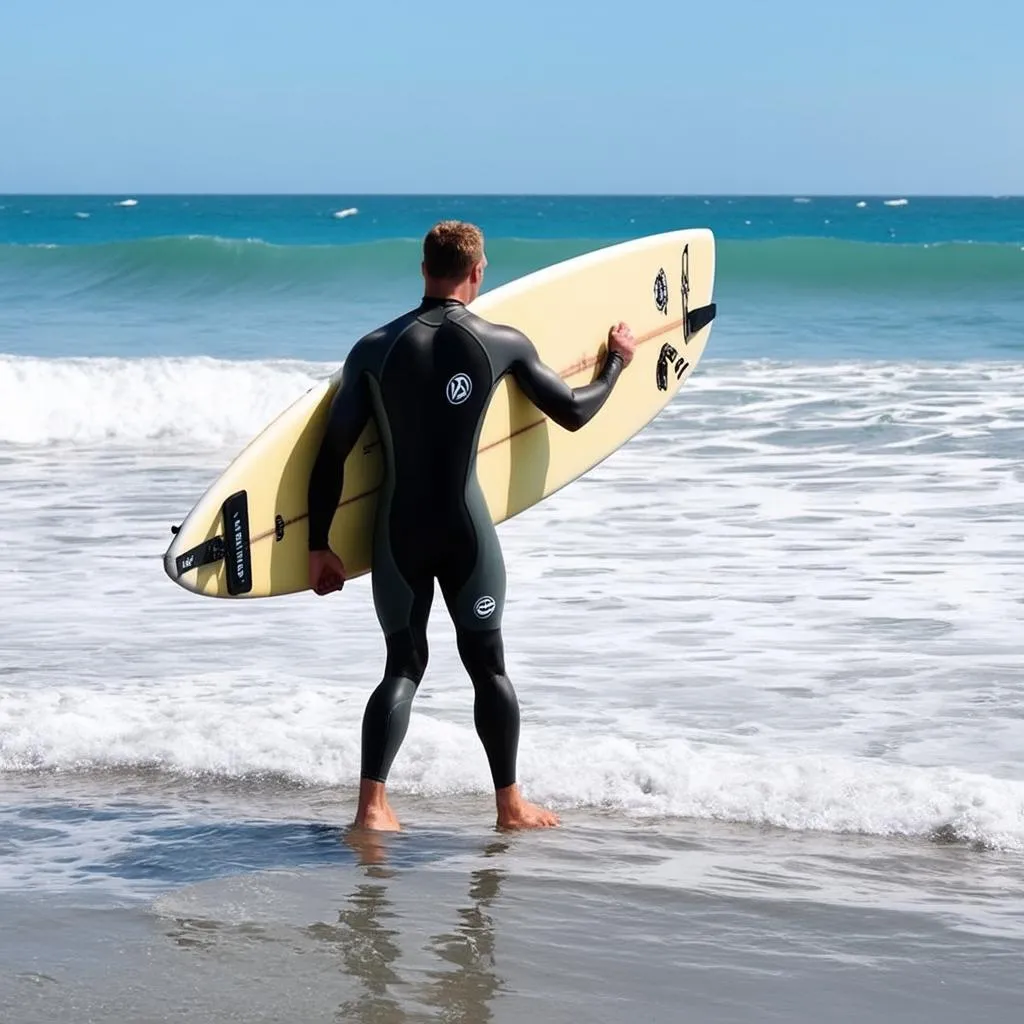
[0,0,1021,194]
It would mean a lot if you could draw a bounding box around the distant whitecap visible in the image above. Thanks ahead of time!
[332,207,358,219]
[115,198,138,207]
[856,201,867,208]
[883,198,909,206]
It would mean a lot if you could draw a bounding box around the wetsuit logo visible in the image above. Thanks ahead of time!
[473,595,496,619]
[446,373,473,405]
[654,268,668,314]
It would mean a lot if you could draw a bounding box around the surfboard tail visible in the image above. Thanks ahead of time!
[164,491,254,597]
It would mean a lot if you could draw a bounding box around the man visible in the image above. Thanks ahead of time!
[307,220,636,831]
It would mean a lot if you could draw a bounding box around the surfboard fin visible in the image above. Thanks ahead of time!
[685,302,717,341]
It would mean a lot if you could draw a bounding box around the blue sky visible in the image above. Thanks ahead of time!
[1,0,1020,194]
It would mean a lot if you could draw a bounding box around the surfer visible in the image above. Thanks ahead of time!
[306,220,636,831]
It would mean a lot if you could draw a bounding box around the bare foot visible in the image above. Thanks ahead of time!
[354,802,400,831]
[352,779,401,832]
[495,784,560,830]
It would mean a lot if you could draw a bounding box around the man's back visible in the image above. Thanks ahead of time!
[307,294,626,562]
[366,298,496,522]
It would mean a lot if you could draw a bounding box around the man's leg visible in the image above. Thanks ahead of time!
[455,627,519,789]
[355,528,434,831]
[355,603,431,829]
[454,626,559,829]
[440,492,559,829]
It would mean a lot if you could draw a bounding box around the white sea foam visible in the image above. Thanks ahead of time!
[332,207,359,219]
[0,354,325,445]
[2,357,1024,853]
[3,355,1024,449]
[1,685,1022,850]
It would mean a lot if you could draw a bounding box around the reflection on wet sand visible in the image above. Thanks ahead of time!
[317,880,407,1023]
[158,827,514,1021]
[315,830,510,1022]
[420,845,507,1023]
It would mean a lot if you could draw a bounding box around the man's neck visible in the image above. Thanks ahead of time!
[423,278,473,304]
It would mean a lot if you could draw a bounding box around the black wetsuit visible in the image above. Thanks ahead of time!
[307,297,624,789]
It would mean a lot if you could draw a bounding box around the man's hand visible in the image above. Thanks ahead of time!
[309,549,346,596]
[608,322,637,366]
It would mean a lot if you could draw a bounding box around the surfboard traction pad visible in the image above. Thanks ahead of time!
[171,490,254,596]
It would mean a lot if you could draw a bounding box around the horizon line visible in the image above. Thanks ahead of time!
[1,191,1021,199]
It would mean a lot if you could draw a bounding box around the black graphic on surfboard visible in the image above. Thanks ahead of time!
[681,245,691,339]
[680,242,717,345]
[653,268,669,314]
[656,343,690,391]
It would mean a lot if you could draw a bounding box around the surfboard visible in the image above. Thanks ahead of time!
[163,228,717,598]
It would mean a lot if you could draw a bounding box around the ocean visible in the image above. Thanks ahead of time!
[2,194,1024,1022]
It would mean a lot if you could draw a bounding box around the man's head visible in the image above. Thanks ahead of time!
[422,220,487,303]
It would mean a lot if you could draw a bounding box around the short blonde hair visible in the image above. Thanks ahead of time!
[423,220,484,279]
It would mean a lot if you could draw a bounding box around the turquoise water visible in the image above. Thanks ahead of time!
[4,196,1024,1024]
[2,194,1022,361]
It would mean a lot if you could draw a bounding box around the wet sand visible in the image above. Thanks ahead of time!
[3,775,1023,1023]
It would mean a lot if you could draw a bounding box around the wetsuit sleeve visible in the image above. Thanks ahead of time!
[306,355,371,551]
[507,332,625,432]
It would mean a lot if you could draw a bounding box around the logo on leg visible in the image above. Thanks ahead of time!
[473,595,496,619]
[446,373,473,405]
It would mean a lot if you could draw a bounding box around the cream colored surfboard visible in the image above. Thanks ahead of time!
[163,228,717,598]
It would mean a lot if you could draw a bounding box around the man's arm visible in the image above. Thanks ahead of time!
[507,323,634,432]
[307,356,371,551]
